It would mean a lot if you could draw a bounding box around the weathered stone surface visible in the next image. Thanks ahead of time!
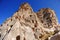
[37,8,58,28]
[49,32,60,40]
[0,3,60,40]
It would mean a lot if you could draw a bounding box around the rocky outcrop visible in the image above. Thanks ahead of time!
[0,3,60,40]
[37,8,58,28]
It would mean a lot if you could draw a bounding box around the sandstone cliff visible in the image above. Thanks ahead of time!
[0,3,60,40]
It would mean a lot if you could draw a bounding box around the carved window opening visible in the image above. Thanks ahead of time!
[30,15,32,17]
[0,34,1,37]
[32,20,34,23]
[10,25,13,28]
[41,20,43,23]
[15,16,18,19]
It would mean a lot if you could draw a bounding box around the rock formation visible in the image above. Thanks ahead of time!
[0,3,60,40]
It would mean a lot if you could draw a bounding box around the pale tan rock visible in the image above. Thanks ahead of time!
[37,8,58,28]
[0,3,60,40]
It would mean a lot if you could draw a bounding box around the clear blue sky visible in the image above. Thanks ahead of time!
[0,0,60,24]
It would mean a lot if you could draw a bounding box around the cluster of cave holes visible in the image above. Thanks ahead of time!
[33,31,49,40]
[25,14,35,23]
[30,15,34,23]
[21,5,29,11]
[43,12,53,28]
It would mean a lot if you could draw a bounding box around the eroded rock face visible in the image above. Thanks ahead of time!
[37,8,58,28]
[0,3,60,40]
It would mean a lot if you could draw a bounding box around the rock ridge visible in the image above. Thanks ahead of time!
[0,3,60,40]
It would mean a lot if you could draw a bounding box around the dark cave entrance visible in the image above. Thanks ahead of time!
[16,35,20,40]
